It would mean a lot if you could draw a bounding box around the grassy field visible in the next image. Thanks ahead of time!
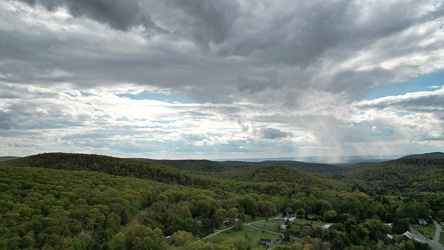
[252,218,329,229]
[251,218,331,238]
[411,224,436,240]
[251,219,283,232]
[243,215,268,223]
[293,219,330,227]
[208,226,280,249]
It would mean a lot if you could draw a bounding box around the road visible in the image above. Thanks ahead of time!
[434,220,442,243]
[410,226,444,250]
[200,226,234,241]
[202,214,303,243]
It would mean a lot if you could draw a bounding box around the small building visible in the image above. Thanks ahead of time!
[321,224,332,230]
[401,231,424,243]
[418,219,427,225]
[259,239,272,245]
[278,221,287,230]
[284,216,296,222]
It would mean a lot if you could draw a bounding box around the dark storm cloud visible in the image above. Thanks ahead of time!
[258,128,293,140]
[18,0,159,32]
[237,74,283,94]
[3,0,444,101]
[171,0,240,46]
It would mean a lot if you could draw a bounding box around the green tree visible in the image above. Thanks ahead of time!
[171,230,194,247]
[110,232,126,250]
[214,208,228,228]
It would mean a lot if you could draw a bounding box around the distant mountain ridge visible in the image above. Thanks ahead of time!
[0,156,20,162]
[399,152,444,159]
[1,152,348,191]
[131,158,341,173]
[343,154,444,194]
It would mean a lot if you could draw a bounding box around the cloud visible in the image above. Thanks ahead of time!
[257,128,293,140]
[171,0,240,46]
[1,0,444,159]
[353,86,444,111]
[17,0,160,32]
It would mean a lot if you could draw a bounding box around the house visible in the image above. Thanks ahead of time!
[401,231,415,240]
[278,221,287,230]
[259,239,272,245]
[418,219,427,225]
[401,231,424,243]
[284,216,296,222]
[321,224,332,230]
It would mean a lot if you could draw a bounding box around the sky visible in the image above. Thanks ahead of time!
[0,0,443,162]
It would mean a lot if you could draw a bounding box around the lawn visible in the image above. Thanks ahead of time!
[251,218,284,232]
[243,215,268,223]
[208,226,280,249]
[411,224,436,240]
[252,218,330,230]
[251,218,331,237]
[293,219,330,227]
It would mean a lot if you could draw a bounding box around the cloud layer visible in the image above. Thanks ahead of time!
[1,0,443,160]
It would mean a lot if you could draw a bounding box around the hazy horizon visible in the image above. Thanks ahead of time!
[1,151,426,164]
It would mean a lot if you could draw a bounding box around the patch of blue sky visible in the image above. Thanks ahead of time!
[116,90,195,104]
[80,91,94,97]
[65,92,76,97]
[153,120,175,124]
[358,70,444,101]
[116,116,130,122]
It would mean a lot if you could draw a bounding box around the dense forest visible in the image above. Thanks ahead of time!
[0,152,443,249]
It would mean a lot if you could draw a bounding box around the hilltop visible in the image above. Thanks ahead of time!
[1,152,348,193]
[133,158,341,173]
[400,152,444,159]
[0,156,20,162]
[343,156,444,194]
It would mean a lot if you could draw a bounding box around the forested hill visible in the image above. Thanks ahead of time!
[399,152,444,159]
[222,160,342,173]
[133,158,341,173]
[343,157,444,194]
[0,152,348,193]
[132,159,230,172]
[0,156,19,162]
[0,153,219,189]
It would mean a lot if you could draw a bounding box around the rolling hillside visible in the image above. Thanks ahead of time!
[0,152,348,194]
[343,156,444,194]
[400,152,444,159]
[134,158,342,173]
[0,156,19,162]
[222,160,342,173]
